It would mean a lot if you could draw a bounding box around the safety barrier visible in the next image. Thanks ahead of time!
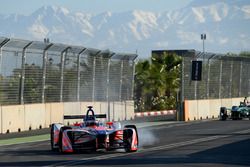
[184,97,243,121]
[0,101,134,134]
[135,110,176,117]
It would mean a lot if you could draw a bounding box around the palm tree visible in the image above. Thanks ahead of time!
[134,59,150,111]
[134,51,182,112]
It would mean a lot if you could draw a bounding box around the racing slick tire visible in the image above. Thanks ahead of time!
[123,125,138,153]
[220,107,227,121]
[50,124,58,151]
[231,111,241,120]
[58,126,72,153]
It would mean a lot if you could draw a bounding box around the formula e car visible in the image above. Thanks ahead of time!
[220,103,250,120]
[50,106,138,153]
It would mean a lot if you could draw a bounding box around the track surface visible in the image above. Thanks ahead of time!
[0,120,250,166]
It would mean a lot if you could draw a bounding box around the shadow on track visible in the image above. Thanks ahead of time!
[55,138,250,166]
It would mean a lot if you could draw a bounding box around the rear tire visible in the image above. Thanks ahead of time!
[232,112,241,120]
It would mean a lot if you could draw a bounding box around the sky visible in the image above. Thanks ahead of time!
[0,0,193,15]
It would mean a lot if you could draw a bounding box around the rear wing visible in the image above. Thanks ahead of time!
[64,114,106,119]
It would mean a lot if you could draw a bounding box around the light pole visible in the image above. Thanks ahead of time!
[201,33,206,53]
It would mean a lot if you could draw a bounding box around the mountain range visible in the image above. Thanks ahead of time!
[0,0,250,58]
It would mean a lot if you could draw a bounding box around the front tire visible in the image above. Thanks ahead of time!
[220,107,227,121]
[50,124,57,151]
[124,125,138,153]
[58,126,72,153]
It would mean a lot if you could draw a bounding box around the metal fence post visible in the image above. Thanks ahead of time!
[119,59,124,101]
[106,58,111,121]
[206,60,210,99]
[42,44,53,103]
[90,51,101,102]
[229,61,233,98]
[60,51,65,102]
[131,60,136,100]
[60,47,70,102]
[106,57,112,101]
[181,58,184,104]
[194,80,197,100]
[179,57,185,121]
[194,53,197,100]
[20,42,33,104]
[92,56,96,102]
[77,53,81,102]
[0,38,10,75]
[77,49,86,102]
[239,61,243,97]
[219,59,223,99]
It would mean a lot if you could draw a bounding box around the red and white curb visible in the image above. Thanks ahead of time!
[135,110,176,117]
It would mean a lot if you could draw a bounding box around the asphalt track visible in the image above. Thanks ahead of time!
[0,120,250,166]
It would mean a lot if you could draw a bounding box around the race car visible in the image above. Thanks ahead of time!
[220,103,250,120]
[50,106,138,153]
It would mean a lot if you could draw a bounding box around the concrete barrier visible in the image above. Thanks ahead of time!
[24,104,46,130]
[221,98,232,108]
[45,103,64,126]
[45,103,51,128]
[91,102,103,114]
[209,99,221,119]
[0,101,134,134]
[109,102,115,121]
[64,102,110,125]
[184,97,246,121]
[1,97,246,134]
[109,102,116,121]
[50,103,64,124]
[197,100,210,120]
[80,102,93,113]
[64,102,81,115]
[98,102,107,115]
[232,98,243,106]
[126,101,135,120]
[113,101,125,121]
[1,105,25,133]
[80,102,107,114]
[185,100,198,121]
[63,102,81,125]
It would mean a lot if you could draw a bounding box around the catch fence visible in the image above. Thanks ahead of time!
[179,50,250,101]
[0,37,137,105]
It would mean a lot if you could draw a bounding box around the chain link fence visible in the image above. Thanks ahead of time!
[179,50,250,101]
[0,37,137,105]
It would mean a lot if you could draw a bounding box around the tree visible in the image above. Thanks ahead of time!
[134,52,182,112]
[150,52,181,110]
[239,51,250,58]
[134,59,150,111]
[23,64,43,103]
